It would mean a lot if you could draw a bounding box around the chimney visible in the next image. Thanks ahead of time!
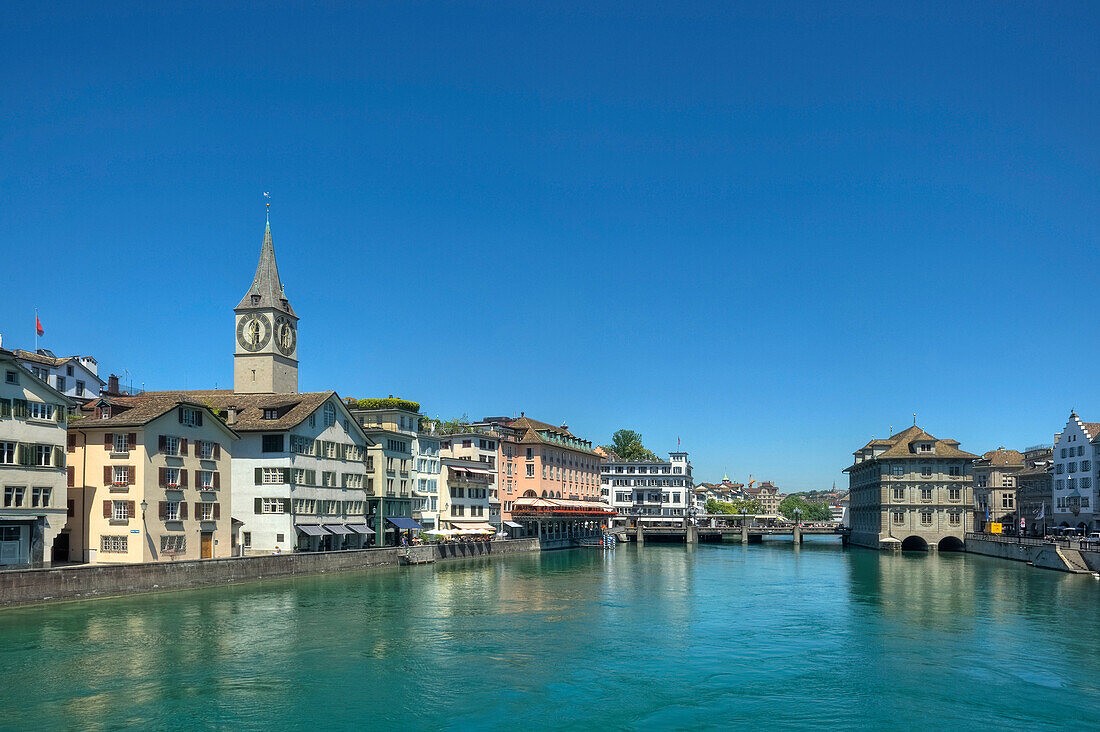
[227,406,238,425]
[107,374,120,396]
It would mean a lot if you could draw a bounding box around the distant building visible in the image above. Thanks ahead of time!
[1052,413,1098,531]
[13,348,104,403]
[0,349,73,567]
[693,478,745,511]
[746,480,782,516]
[844,425,976,551]
[601,451,692,520]
[972,447,1026,531]
[1015,447,1053,536]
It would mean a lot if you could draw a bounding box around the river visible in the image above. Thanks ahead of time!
[1,539,1098,730]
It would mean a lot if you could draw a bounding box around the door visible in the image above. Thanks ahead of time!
[52,532,70,563]
[200,531,213,559]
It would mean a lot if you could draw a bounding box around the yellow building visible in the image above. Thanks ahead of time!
[67,396,238,563]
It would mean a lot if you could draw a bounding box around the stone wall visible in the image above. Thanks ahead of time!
[0,538,540,608]
[965,536,1100,573]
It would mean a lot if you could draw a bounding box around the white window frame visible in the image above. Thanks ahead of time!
[112,500,129,521]
[165,501,180,521]
[165,467,181,488]
[113,465,129,486]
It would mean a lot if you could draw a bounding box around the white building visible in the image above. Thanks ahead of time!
[13,349,105,404]
[439,431,502,530]
[1052,412,1098,531]
[438,456,494,531]
[601,451,693,520]
[414,432,441,530]
[0,349,73,567]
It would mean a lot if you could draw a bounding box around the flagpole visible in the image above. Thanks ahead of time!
[34,308,38,351]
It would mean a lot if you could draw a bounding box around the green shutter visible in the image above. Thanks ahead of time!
[13,399,27,419]
[255,497,263,514]
[53,446,63,468]
[283,498,291,514]
[56,406,66,423]
[0,399,10,418]
[255,467,263,485]
[282,468,291,484]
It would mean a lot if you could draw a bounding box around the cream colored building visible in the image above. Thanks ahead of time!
[844,425,976,551]
[973,447,1027,531]
[67,397,237,563]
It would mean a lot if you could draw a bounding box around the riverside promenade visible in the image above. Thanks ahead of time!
[0,538,540,608]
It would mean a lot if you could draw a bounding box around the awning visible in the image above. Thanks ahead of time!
[464,466,494,475]
[503,521,522,528]
[324,524,354,535]
[347,524,376,535]
[451,521,495,531]
[386,517,424,530]
[295,524,329,536]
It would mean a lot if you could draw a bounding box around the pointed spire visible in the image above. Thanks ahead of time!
[235,220,296,317]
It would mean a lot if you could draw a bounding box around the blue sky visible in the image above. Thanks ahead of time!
[2,2,1097,490]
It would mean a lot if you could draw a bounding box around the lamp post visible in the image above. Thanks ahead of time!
[794,507,802,526]
[140,499,148,519]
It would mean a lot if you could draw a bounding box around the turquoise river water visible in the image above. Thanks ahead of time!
[1,539,1099,730]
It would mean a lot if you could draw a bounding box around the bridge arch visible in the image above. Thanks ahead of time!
[938,536,965,552]
[901,535,929,552]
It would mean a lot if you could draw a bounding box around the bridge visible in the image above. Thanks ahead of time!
[611,516,849,545]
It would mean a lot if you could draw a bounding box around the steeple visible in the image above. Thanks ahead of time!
[235,221,296,316]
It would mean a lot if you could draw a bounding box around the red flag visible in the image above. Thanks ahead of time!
[35,315,43,337]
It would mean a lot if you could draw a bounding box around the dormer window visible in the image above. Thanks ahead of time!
[263,408,279,420]
[251,295,261,305]
[101,405,111,419]
[919,443,933,452]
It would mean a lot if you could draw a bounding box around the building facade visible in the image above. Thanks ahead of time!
[972,447,1026,532]
[438,457,494,531]
[844,425,976,551]
[13,348,104,404]
[353,405,419,543]
[439,433,500,531]
[1015,447,1053,537]
[414,432,440,530]
[602,451,693,518]
[1052,413,1098,531]
[0,349,72,567]
[67,397,236,563]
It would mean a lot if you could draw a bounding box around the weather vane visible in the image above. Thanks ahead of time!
[264,191,271,222]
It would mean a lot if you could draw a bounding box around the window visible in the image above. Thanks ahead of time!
[948,466,961,476]
[308,414,316,429]
[199,441,215,459]
[1068,462,1077,473]
[101,535,127,553]
[1083,477,1092,490]
[76,381,85,397]
[66,365,74,376]
[1056,464,1064,475]
[0,442,14,465]
[243,532,252,548]
[1061,448,1067,458]
[160,535,186,553]
[949,488,961,502]
[323,471,337,487]
[921,487,933,501]
[453,504,464,516]
[920,512,933,526]
[526,448,534,460]
[198,471,215,489]
[262,434,285,453]
[261,498,284,513]
[948,513,961,527]
[180,407,201,427]
[112,466,129,486]
[263,408,279,420]
[113,501,129,521]
[1079,446,1085,457]
[165,501,180,520]
[116,433,131,454]
[4,486,25,507]
[323,403,336,427]
[31,487,51,508]
[892,511,905,526]
[1002,494,1015,509]
[1083,460,1092,472]
[164,467,181,487]
[35,445,52,466]
[55,376,65,392]
[892,488,904,501]
[262,468,284,484]
[5,371,18,384]
[920,466,932,477]
[526,464,535,478]
[1056,479,1063,490]
[199,503,216,521]
[28,402,54,421]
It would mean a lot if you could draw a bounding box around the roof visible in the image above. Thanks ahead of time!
[69,394,237,438]
[1084,423,1100,440]
[848,424,978,469]
[81,390,340,434]
[976,447,1026,468]
[0,349,76,406]
[235,221,296,317]
[12,349,73,368]
[511,497,616,515]
[505,416,599,455]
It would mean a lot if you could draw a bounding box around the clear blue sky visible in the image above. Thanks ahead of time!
[2,2,1097,491]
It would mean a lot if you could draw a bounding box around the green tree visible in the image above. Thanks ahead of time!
[705,498,761,515]
[603,429,658,461]
[778,495,835,522]
[440,413,471,434]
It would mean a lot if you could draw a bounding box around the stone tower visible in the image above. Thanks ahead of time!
[233,220,298,393]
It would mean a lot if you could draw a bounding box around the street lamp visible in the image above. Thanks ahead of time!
[794,507,802,527]
[140,499,148,519]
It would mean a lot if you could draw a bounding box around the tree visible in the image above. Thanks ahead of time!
[440,413,471,434]
[778,495,834,522]
[603,429,658,461]
[705,498,761,515]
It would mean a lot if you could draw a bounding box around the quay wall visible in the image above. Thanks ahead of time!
[965,537,1100,573]
[0,538,540,609]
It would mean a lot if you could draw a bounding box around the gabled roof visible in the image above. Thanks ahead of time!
[235,221,296,317]
[849,424,978,468]
[69,394,237,438]
[976,447,1026,468]
[12,349,73,368]
[0,349,76,405]
[103,390,348,435]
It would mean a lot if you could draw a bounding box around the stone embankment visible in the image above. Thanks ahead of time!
[965,535,1100,574]
[0,538,540,609]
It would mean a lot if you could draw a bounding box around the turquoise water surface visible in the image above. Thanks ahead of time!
[1,539,1099,730]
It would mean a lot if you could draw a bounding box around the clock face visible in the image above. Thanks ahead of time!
[236,313,271,352]
[275,316,297,355]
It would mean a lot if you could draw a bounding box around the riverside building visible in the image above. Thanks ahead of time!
[1051,412,1098,531]
[352,403,421,543]
[844,425,976,552]
[1015,447,1053,536]
[439,430,501,531]
[602,451,692,522]
[972,447,1026,532]
[0,349,73,567]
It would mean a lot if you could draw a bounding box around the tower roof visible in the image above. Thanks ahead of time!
[236,221,296,316]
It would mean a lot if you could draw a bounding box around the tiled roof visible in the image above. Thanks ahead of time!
[12,349,73,368]
[976,448,1026,467]
[505,416,600,455]
[1083,423,1100,440]
[143,390,336,432]
[235,222,297,317]
[71,394,235,436]
[853,424,978,464]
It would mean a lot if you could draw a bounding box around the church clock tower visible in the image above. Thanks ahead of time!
[234,219,298,393]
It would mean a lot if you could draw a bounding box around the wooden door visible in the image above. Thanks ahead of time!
[200,531,213,559]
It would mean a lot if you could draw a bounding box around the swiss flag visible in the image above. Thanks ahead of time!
[35,315,44,337]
